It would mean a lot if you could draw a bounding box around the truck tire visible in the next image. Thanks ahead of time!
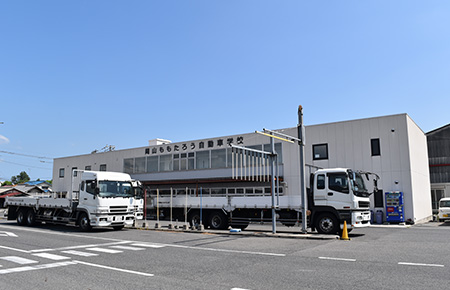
[26,209,37,226]
[208,211,228,230]
[78,213,92,232]
[16,208,27,226]
[315,213,339,235]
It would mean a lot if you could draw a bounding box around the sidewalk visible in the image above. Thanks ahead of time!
[131,219,339,240]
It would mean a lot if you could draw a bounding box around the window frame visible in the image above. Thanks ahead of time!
[313,143,329,160]
[371,138,381,156]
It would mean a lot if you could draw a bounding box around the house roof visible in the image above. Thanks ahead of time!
[426,123,450,136]
[24,181,51,186]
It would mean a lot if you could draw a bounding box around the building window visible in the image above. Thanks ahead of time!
[59,168,65,178]
[85,165,91,171]
[211,149,226,168]
[159,155,172,172]
[135,157,146,173]
[72,167,78,177]
[371,138,381,156]
[99,164,107,171]
[313,144,328,160]
[196,151,210,169]
[124,159,134,174]
[147,156,159,172]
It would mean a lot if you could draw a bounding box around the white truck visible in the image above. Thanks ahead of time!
[6,170,136,231]
[150,168,376,234]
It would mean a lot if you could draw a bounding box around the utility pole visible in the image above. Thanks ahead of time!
[297,106,308,233]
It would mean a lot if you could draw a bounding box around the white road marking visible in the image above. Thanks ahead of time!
[110,245,145,251]
[86,247,123,254]
[32,253,71,261]
[0,256,38,265]
[0,245,30,253]
[319,257,356,262]
[61,250,99,257]
[166,244,286,257]
[0,261,76,275]
[29,241,131,253]
[0,231,18,237]
[131,243,166,248]
[74,260,154,277]
[398,262,444,267]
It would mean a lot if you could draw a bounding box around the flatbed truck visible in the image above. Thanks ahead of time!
[6,170,136,231]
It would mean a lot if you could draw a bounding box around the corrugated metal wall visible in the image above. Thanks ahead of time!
[427,125,450,183]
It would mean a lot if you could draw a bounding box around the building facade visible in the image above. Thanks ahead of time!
[53,113,432,224]
[427,124,450,212]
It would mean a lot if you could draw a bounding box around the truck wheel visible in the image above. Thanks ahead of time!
[316,213,339,235]
[16,208,27,226]
[208,211,228,230]
[187,211,201,228]
[78,213,92,232]
[26,209,37,226]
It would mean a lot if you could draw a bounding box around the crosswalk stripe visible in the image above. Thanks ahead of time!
[86,247,123,254]
[131,243,166,248]
[61,250,99,257]
[0,256,38,265]
[110,245,145,251]
[32,253,71,261]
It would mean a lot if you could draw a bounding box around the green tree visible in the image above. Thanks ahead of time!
[1,181,12,186]
[11,171,30,184]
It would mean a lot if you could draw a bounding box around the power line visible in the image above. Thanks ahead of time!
[0,150,53,160]
[0,159,52,170]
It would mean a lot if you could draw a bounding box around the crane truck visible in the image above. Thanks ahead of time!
[5,170,136,231]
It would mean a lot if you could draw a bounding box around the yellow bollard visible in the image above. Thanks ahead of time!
[340,221,350,240]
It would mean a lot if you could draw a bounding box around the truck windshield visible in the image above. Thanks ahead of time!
[440,200,450,208]
[98,181,133,198]
[352,172,369,197]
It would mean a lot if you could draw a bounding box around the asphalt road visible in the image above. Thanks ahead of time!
[0,220,449,290]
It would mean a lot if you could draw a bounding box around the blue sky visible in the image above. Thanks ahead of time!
[1,1,450,181]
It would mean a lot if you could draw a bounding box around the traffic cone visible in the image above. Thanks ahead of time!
[340,221,350,240]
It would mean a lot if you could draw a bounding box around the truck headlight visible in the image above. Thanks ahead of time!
[96,209,109,214]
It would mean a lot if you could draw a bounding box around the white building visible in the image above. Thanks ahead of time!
[53,113,432,224]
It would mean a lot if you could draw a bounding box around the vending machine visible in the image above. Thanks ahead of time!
[385,191,404,223]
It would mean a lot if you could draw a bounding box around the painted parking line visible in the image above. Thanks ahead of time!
[61,250,99,257]
[319,257,356,262]
[85,247,123,254]
[398,262,444,268]
[131,243,166,249]
[0,256,38,265]
[110,245,145,251]
[0,261,76,275]
[74,260,154,277]
[32,253,71,261]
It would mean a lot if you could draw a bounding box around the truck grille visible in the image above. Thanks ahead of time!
[109,206,128,215]
[358,201,370,208]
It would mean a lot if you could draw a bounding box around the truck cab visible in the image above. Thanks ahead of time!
[75,171,136,230]
[310,168,372,234]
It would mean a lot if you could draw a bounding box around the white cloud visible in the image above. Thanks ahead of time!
[0,135,10,144]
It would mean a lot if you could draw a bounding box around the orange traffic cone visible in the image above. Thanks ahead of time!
[340,221,350,240]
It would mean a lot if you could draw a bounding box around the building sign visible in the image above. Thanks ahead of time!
[144,136,244,155]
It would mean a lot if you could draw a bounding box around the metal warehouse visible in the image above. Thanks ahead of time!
[53,113,432,225]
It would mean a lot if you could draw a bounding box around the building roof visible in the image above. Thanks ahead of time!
[24,180,51,186]
[427,123,450,136]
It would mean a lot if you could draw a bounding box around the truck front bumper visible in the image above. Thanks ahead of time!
[91,214,135,227]
[350,211,371,228]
